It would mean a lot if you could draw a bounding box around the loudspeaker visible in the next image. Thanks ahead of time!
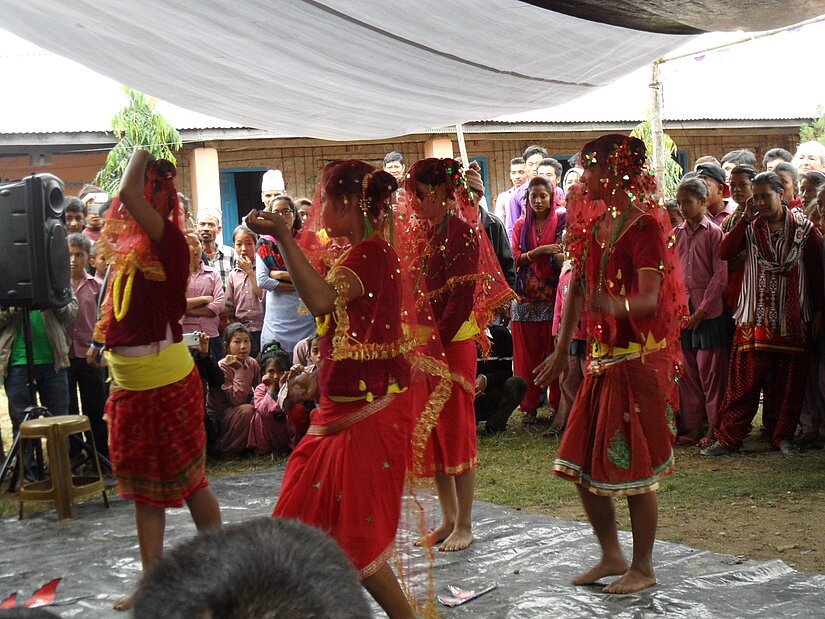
[0,173,71,309]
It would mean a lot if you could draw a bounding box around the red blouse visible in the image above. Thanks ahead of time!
[583,214,669,349]
[318,236,411,399]
[103,220,190,347]
[421,214,479,344]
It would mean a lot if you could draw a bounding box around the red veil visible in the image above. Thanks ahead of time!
[296,160,452,616]
[94,159,186,341]
[564,134,688,370]
[402,157,517,356]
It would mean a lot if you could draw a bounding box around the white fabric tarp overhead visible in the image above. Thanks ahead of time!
[0,0,693,140]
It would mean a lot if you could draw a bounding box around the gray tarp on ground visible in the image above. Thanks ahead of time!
[2,465,824,618]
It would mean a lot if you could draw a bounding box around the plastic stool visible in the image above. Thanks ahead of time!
[18,415,110,521]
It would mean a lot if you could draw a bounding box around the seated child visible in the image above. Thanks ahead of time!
[280,335,321,447]
[206,323,260,455]
[247,345,293,455]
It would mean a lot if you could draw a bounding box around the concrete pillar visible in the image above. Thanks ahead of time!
[188,147,221,217]
[424,137,454,159]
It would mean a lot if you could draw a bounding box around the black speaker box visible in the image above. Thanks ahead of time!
[0,173,72,309]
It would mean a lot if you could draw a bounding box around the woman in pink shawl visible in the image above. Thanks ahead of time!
[510,175,566,424]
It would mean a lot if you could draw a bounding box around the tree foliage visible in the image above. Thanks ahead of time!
[94,88,182,195]
[799,105,825,144]
[631,119,683,199]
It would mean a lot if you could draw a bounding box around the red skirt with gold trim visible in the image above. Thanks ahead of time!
[273,392,413,579]
[553,352,677,496]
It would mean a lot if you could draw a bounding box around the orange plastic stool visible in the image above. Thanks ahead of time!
[18,415,110,521]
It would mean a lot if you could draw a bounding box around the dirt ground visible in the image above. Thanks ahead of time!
[545,446,825,575]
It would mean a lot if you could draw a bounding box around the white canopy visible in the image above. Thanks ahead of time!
[0,0,692,140]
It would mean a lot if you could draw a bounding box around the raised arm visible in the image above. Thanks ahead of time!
[118,150,164,243]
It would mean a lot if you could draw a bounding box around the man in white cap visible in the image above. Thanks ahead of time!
[196,210,236,290]
[261,169,286,208]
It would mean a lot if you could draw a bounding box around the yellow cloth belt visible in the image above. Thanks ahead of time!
[105,340,195,391]
[590,331,667,358]
[328,380,406,403]
[452,315,480,342]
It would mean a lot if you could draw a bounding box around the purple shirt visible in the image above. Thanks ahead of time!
[674,216,727,319]
[68,272,100,358]
[226,267,264,332]
[182,264,225,338]
[707,202,735,228]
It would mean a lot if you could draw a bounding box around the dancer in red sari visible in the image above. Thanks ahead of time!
[246,160,445,619]
[405,158,516,552]
[95,151,221,610]
[536,135,687,594]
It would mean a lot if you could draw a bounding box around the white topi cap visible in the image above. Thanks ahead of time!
[261,169,285,192]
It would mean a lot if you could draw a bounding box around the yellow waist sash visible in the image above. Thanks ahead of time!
[452,315,480,342]
[328,380,406,403]
[590,332,667,358]
[105,340,195,391]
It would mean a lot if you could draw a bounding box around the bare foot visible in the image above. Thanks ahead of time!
[439,526,474,552]
[571,557,629,585]
[523,410,538,425]
[113,590,137,611]
[602,567,656,594]
[414,522,454,547]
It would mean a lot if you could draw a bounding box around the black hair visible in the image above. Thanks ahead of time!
[267,195,302,231]
[677,177,710,200]
[132,517,371,619]
[509,156,525,166]
[694,155,720,168]
[77,183,103,201]
[773,162,798,182]
[801,171,825,190]
[261,346,291,373]
[680,171,698,181]
[383,151,404,166]
[729,165,757,180]
[522,145,548,161]
[537,157,563,178]
[221,322,250,351]
[232,224,258,243]
[752,171,785,195]
[224,299,236,312]
[64,196,85,215]
[527,175,555,194]
[67,232,92,254]
[720,149,757,167]
[762,147,793,168]
[295,197,312,208]
[665,198,681,213]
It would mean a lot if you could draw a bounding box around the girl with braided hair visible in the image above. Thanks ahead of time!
[405,158,516,552]
[535,134,688,594]
[246,160,442,618]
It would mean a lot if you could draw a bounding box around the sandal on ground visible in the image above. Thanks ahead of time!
[697,437,715,449]
[674,435,699,447]
[699,441,737,456]
[543,426,564,438]
[777,440,799,455]
[522,410,538,425]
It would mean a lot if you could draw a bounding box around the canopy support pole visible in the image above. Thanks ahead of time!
[455,123,470,166]
[649,60,666,193]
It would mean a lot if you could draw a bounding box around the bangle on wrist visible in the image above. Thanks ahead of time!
[527,250,534,262]
[624,297,631,316]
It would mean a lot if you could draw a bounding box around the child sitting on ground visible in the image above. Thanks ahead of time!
[247,344,293,455]
[206,322,260,455]
[281,335,321,447]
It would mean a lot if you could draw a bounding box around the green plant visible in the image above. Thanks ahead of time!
[631,119,683,199]
[94,88,182,195]
[799,105,825,144]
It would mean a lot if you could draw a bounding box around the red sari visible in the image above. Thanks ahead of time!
[554,215,679,496]
[272,236,414,578]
